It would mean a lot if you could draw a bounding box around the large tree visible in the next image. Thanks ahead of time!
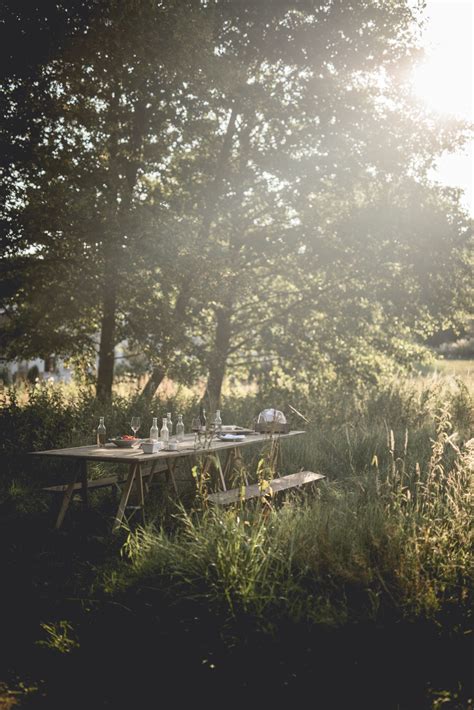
[1,0,217,400]
[1,0,471,405]
[166,0,472,405]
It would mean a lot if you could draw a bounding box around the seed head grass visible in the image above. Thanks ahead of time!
[118,389,472,631]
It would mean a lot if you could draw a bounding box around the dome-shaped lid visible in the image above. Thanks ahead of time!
[257,408,287,424]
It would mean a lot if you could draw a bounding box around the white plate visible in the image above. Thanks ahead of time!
[217,434,246,442]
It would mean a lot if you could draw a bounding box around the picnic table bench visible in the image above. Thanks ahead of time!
[32,431,324,531]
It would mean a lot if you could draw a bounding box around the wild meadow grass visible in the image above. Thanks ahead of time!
[114,388,473,633]
[0,371,472,706]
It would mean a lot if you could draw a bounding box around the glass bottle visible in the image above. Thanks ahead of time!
[97,417,106,447]
[199,404,207,432]
[214,409,222,431]
[150,417,159,441]
[176,414,185,442]
[160,417,169,445]
[166,412,173,436]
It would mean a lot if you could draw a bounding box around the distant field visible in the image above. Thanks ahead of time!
[431,359,474,377]
[412,359,473,393]
[2,359,473,405]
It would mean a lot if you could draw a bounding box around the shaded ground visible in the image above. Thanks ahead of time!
[0,507,472,710]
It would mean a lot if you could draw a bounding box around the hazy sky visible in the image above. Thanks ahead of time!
[411,0,473,214]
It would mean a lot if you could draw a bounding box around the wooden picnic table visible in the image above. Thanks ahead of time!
[31,430,313,532]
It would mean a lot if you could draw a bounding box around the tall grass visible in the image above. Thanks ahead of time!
[118,398,473,630]
[1,373,472,630]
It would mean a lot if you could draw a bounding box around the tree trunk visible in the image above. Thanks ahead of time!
[96,280,117,402]
[139,365,166,401]
[137,106,239,403]
[203,306,232,411]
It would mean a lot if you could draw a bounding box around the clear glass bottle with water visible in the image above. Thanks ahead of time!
[160,417,169,446]
[150,417,159,441]
[166,412,173,436]
[214,409,222,431]
[199,404,206,432]
[97,417,106,447]
[176,414,185,442]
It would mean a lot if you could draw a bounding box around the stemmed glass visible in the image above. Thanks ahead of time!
[191,417,202,449]
[130,416,141,438]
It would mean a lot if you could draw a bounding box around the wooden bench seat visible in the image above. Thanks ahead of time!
[207,470,325,506]
[42,464,168,495]
[43,475,124,494]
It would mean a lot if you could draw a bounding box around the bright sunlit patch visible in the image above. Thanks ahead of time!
[412,56,469,117]
[410,0,473,214]
[410,0,472,118]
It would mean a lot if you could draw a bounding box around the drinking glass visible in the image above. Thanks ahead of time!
[191,417,202,449]
[130,416,141,437]
[191,417,201,433]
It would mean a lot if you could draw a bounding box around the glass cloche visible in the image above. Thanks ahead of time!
[255,408,288,433]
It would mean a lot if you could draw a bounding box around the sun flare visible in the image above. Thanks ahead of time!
[411,54,470,117]
[410,0,473,213]
[410,0,472,118]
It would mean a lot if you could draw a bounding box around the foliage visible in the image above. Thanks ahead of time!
[37,621,80,654]
[1,0,471,403]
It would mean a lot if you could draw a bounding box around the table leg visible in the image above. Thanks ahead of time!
[113,462,138,532]
[146,460,158,491]
[79,460,88,508]
[135,464,145,526]
[277,438,283,472]
[214,452,227,491]
[55,474,78,530]
[222,449,234,480]
[200,454,214,483]
[270,437,281,473]
[166,459,179,495]
[233,447,248,485]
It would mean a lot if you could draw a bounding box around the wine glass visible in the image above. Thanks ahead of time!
[191,417,201,433]
[130,416,141,438]
[191,417,202,449]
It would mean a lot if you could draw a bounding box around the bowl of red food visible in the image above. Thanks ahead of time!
[109,435,140,448]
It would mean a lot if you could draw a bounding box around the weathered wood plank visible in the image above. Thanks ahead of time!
[44,476,123,493]
[43,466,165,494]
[207,471,325,506]
[30,431,306,464]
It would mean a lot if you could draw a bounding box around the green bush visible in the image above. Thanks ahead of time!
[0,381,198,508]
